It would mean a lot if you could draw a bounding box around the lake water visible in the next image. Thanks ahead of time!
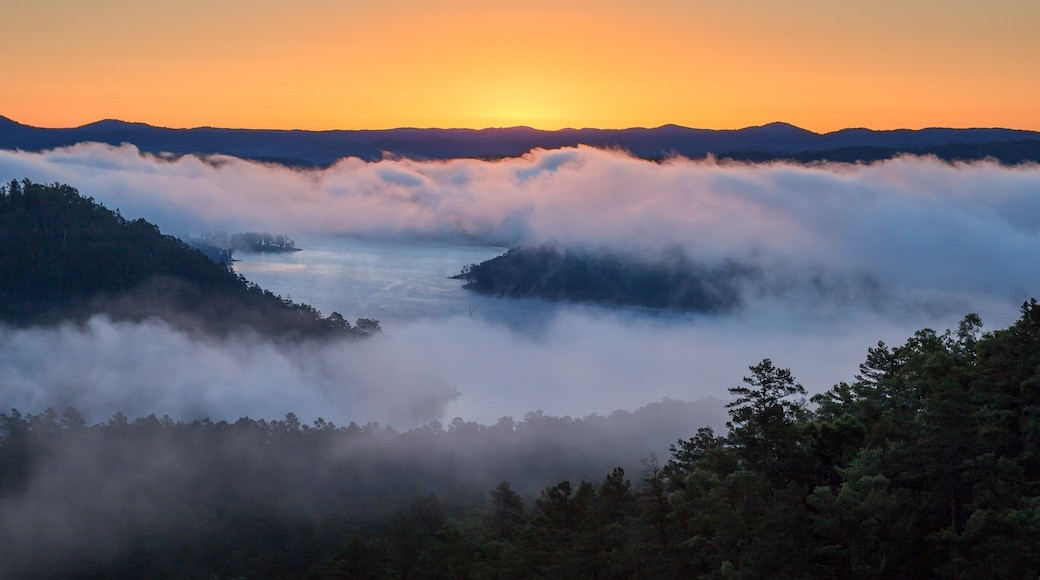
[232,236,511,325]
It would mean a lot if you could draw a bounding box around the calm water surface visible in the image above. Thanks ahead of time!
[232,236,510,324]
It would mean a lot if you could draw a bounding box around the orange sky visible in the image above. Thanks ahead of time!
[3,0,1038,132]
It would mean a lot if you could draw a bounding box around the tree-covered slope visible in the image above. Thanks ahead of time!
[0,179,377,338]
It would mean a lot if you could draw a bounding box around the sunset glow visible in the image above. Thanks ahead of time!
[3,0,1038,131]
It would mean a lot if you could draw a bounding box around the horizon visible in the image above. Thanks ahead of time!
[5,114,1039,135]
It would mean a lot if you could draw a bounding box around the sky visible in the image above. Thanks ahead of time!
[3,0,1039,131]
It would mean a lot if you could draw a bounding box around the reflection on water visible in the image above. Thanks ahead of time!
[233,235,512,324]
[237,262,308,272]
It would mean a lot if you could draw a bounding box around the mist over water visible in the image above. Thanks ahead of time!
[0,144,1037,427]
[228,235,1020,426]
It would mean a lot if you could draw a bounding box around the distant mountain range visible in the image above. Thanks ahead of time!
[2,115,1040,166]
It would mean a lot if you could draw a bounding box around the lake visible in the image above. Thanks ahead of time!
[232,235,511,325]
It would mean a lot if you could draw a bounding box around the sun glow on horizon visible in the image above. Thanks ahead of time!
[2,0,1038,132]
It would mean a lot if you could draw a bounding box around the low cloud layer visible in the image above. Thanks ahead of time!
[0,144,1037,425]
[0,317,459,425]
[1,143,1038,306]
[0,297,1012,428]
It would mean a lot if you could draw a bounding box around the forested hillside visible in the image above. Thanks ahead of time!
[2,303,1039,577]
[325,304,1040,578]
[0,179,377,338]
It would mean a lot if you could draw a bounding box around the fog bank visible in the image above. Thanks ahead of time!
[0,144,1036,425]
[1,297,1013,428]
[1,144,1037,307]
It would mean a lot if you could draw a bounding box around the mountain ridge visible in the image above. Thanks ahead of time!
[2,115,1039,165]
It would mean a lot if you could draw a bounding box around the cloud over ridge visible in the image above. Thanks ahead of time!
[0,144,1037,425]
[1,143,1036,302]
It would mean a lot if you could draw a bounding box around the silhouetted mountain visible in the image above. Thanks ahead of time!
[720,140,1040,165]
[2,115,1038,165]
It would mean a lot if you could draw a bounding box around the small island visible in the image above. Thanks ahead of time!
[188,230,301,264]
[453,245,752,313]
